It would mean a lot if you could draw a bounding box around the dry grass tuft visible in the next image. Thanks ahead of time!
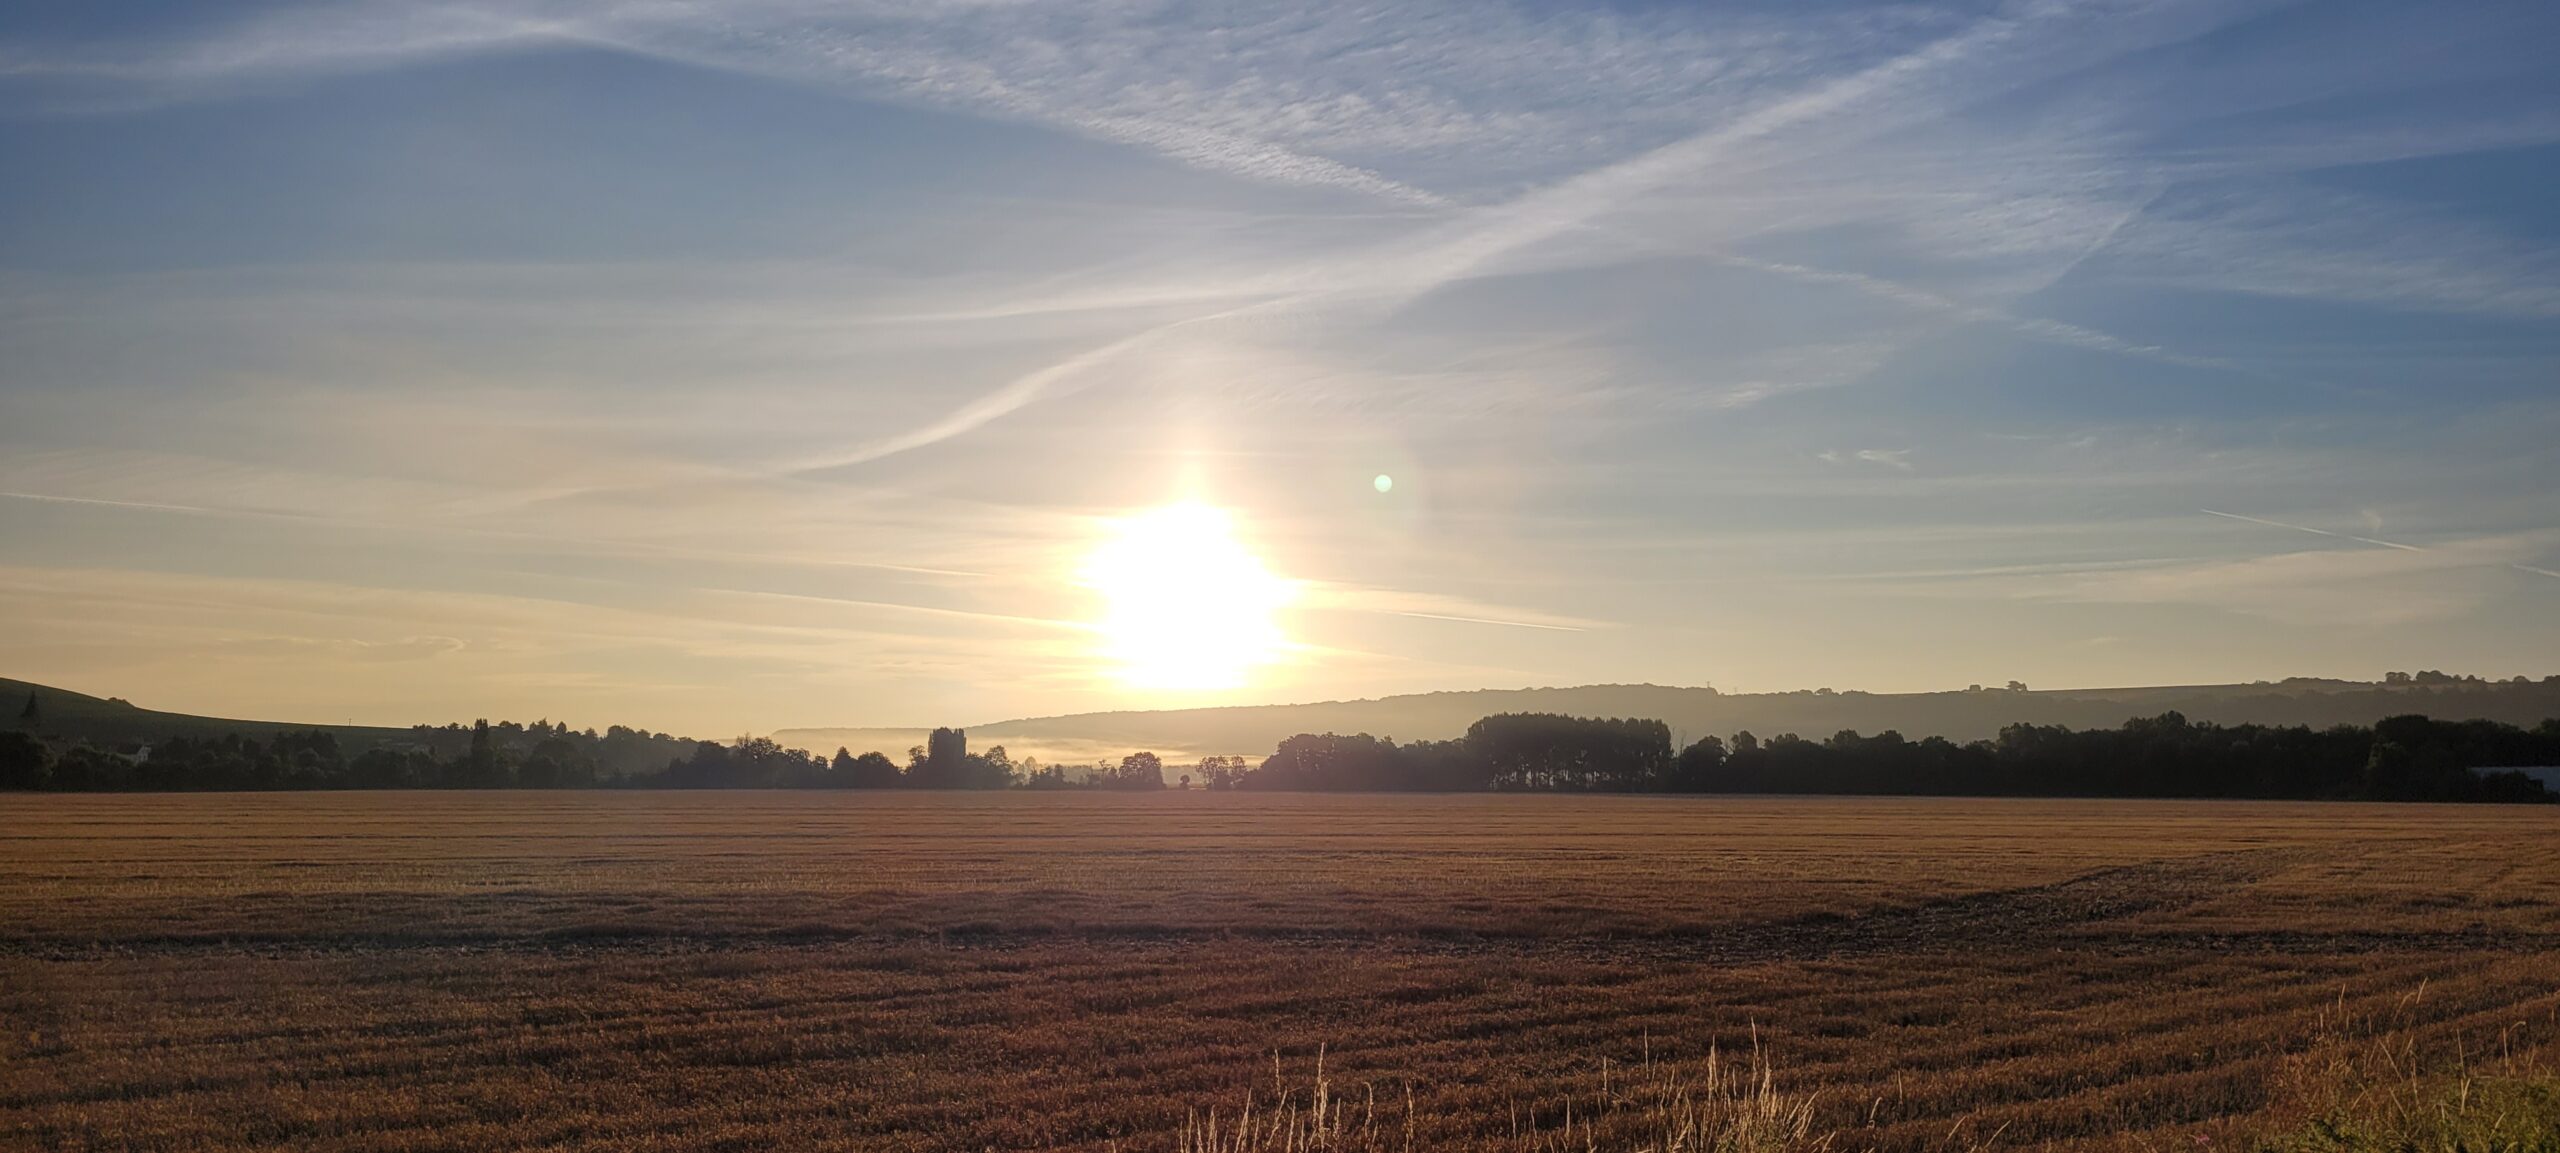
[1175,1037,1827,1153]
[2253,985,2560,1151]
[1172,1048,1402,1153]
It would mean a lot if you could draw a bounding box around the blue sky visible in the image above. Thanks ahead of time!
[1,0,2556,734]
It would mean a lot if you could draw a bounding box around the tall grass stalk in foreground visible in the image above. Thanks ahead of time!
[1170,985,2560,1153]
[2253,984,2560,1152]
[1174,1037,1827,1153]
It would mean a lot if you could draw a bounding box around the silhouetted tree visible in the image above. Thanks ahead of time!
[1106,751,1166,790]
[928,727,965,770]
[458,719,503,788]
[1224,712,2554,802]
[665,741,731,788]
[46,744,131,791]
[1248,733,1481,791]
[0,731,47,789]
[895,728,1014,789]
[1465,713,1671,790]
[517,736,596,788]
[7,700,2551,801]
[1669,735,1726,791]
[831,746,901,788]
[347,747,428,789]
[1194,755,1249,790]
[904,727,971,788]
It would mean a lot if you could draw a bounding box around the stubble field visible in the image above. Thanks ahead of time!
[4,792,2556,1151]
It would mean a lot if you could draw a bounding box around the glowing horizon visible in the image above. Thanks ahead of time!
[0,0,2555,735]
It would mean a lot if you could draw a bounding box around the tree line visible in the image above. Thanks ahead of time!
[3,701,2553,801]
[1232,711,2556,801]
[0,714,1173,793]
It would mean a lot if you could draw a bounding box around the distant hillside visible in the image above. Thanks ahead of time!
[0,679,413,750]
[776,676,2560,763]
[14,673,2558,770]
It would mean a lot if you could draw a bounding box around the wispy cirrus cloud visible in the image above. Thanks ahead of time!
[2201,508,2560,586]
[6,0,2559,727]
[1,0,1930,203]
[2020,531,2560,626]
[753,0,2275,468]
[1297,582,1609,634]
[2198,508,2424,553]
[2094,183,2560,319]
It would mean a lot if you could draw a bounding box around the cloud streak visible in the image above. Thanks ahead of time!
[2011,531,2559,626]
[2196,510,2560,598]
[2199,508,2427,553]
[5,0,2558,728]
[777,0,2246,468]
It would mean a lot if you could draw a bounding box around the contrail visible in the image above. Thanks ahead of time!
[1392,610,1587,632]
[2197,508,2424,551]
[0,490,303,519]
[3,490,206,513]
[1708,251,2229,371]
[2202,508,2560,584]
[784,296,1287,477]
[803,0,2072,471]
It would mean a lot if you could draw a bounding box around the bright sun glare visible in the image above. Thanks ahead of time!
[1080,502,1295,691]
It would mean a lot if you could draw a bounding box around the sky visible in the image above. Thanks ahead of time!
[2,0,2557,737]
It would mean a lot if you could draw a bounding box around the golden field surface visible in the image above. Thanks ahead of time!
[3,792,2557,1151]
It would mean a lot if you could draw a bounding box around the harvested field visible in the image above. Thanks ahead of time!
[3,793,2556,1150]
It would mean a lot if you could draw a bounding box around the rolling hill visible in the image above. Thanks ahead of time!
[12,674,2556,768]
[776,676,2560,765]
[0,679,415,750]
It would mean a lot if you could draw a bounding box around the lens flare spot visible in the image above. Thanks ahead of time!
[1373,474,1394,494]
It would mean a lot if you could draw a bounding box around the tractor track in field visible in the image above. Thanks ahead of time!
[7,847,2551,964]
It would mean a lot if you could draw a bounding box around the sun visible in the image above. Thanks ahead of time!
[1079,502,1295,691]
